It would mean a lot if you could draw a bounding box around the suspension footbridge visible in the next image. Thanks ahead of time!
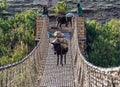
[0,17,120,87]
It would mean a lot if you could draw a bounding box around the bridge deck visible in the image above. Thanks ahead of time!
[39,37,74,87]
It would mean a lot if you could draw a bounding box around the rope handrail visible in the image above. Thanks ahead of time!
[0,18,45,70]
[72,17,120,87]
[0,17,49,87]
[0,16,120,87]
[75,17,120,71]
[0,40,42,70]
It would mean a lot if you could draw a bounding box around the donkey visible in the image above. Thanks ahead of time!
[51,38,68,66]
[56,16,72,29]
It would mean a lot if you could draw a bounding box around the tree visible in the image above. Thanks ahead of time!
[86,19,120,67]
[54,1,68,15]
[0,1,7,12]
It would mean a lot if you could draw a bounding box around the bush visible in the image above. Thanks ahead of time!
[0,9,40,66]
[86,19,120,67]
[54,1,69,15]
[0,1,7,12]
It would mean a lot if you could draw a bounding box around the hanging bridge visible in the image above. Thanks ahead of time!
[0,17,120,87]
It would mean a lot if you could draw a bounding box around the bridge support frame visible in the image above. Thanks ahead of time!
[76,17,86,54]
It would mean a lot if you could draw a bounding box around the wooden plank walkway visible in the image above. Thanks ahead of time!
[39,37,74,87]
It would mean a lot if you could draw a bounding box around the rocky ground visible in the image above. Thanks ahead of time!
[1,1,120,24]
[68,1,120,24]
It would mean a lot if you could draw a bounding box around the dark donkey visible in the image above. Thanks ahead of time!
[51,40,68,66]
[56,16,72,29]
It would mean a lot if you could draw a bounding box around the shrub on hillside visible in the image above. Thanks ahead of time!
[86,19,120,67]
[0,9,40,66]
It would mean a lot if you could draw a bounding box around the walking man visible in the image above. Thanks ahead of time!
[77,3,83,17]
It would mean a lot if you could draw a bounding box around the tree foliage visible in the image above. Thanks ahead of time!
[0,1,7,12]
[54,1,68,15]
[86,19,120,67]
[0,9,40,66]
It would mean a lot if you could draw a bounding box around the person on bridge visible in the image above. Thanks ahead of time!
[42,5,49,17]
[66,13,74,27]
[77,3,83,17]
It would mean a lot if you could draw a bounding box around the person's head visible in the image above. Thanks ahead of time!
[43,6,46,10]
[43,5,47,10]
[77,3,80,7]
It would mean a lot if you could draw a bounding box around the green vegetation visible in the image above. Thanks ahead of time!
[54,1,69,15]
[0,1,7,12]
[86,19,120,67]
[0,1,7,18]
[0,7,41,66]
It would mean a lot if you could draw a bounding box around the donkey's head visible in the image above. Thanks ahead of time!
[51,42,61,54]
[51,38,61,54]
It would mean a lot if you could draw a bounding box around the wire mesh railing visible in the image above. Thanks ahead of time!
[0,16,120,87]
[0,17,49,87]
[71,17,120,87]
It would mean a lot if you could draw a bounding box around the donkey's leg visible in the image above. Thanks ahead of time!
[65,22,68,27]
[64,54,66,64]
[60,54,63,66]
[57,22,59,28]
[57,54,59,66]
[60,24,62,30]
[70,20,72,27]
[56,17,59,27]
